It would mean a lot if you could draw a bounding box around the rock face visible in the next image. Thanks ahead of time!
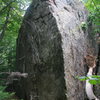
[16,0,97,100]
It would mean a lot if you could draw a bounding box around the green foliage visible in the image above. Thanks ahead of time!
[0,2,31,100]
[0,1,32,99]
[0,34,16,72]
[77,75,100,85]
[82,0,100,34]
[0,86,15,100]
[0,0,31,100]
[0,0,31,80]
[81,22,88,30]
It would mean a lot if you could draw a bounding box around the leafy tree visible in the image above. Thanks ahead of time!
[0,1,31,99]
[0,0,31,84]
[0,0,31,71]
[83,0,100,34]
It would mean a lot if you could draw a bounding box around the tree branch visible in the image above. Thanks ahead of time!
[0,72,28,78]
[0,71,28,85]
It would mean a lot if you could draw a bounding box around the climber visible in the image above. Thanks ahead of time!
[85,55,99,100]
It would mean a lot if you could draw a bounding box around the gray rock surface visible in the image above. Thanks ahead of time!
[16,0,99,100]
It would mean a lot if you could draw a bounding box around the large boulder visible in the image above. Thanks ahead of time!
[16,0,98,100]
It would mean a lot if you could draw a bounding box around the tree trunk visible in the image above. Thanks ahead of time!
[16,0,98,100]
